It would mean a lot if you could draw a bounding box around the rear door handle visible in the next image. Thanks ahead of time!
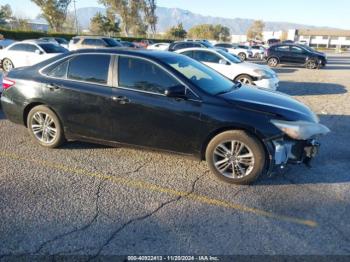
[46,83,60,91]
[112,96,130,104]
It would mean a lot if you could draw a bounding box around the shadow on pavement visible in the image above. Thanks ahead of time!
[278,81,347,96]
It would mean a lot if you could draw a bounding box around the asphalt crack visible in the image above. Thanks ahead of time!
[87,175,202,260]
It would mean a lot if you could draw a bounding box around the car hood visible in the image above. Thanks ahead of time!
[219,86,318,122]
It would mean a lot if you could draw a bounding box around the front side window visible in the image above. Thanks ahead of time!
[161,54,235,95]
[193,51,221,63]
[67,54,110,84]
[290,46,304,53]
[118,56,179,94]
[275,46,290,52]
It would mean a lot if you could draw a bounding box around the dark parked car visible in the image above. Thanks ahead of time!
[266,44,327,69]
[1,49,329,184]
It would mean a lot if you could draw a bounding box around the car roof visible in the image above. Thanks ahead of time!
[72,36,112,39]
[175,47,216,53]
[71,48,182,60]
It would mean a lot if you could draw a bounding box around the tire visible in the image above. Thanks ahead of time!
[305,59,317,69]
[238,52,246,61]
[205,130,266,185]
[235,74,254,85]
[2,58,14,72]
[267,57,278,67]
[27,105,65,148]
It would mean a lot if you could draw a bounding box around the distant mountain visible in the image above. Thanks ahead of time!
[75,6,336,34]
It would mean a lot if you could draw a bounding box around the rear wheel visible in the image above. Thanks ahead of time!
[205,130,266,185]
[235,74,254,85]
[2,58,14,72]
[267,57,278,67]
[238,52,246,61]
[27,105,65,148]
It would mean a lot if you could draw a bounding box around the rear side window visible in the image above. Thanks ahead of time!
[67,54,111,84]
[118,56,179,94]
[48,60,69,78]
[9,43,38,52]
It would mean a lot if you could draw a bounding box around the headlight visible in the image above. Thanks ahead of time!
[253,69,274,79]
[271,120,330,140]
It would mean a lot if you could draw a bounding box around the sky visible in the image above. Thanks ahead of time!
[1,0,350,29]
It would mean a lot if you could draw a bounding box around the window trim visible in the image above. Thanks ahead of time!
[113,54,200,100]
[40,53,114,87]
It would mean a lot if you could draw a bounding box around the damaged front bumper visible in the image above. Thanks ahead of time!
[265,137,322,175]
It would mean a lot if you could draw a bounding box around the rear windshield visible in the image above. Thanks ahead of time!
[39,43,67,53]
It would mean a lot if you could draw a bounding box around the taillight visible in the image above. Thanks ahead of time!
[3,77,15,90]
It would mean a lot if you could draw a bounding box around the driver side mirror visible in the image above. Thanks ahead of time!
[219,59,229,65]
[35,49,43,55]
[165,85,187,99]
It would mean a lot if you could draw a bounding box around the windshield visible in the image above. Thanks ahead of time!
[102,38,122,47]
[302,45,316,52]
[38,43,67,53]
[217,50,242,63]
[161,55,236,95]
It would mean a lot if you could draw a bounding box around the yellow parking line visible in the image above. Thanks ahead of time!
[0,150,317,227]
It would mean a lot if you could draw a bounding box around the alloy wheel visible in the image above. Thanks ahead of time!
[31,112,57,144]
[213,140,255,179]
[268,58,278,67]
[237,77,252,85]
[2,59,13,72]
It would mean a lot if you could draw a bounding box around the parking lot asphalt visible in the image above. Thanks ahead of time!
[0,54,350,258]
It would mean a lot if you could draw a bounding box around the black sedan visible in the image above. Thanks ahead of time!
[266,44,327,69]
[1,49,329,184]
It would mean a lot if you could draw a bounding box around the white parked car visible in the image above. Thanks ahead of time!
[176,48,279,90]
[214,43,253,61]
[0,40,68,72]
[147,43,170,51]
[250,45,266,59]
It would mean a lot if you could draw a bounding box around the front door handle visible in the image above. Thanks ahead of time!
[46,83,60,91]
[112,96,130,104]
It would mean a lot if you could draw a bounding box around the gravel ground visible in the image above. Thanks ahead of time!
[0,54,350,259]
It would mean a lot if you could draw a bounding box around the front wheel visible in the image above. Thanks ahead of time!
[27,105,65,148]
[235,74,254,85]
[238,52,246,61]
[305,60,317,69]
[205,130,266,185]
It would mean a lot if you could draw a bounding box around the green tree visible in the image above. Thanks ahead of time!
[165,23,187,40]
[188,24,230,41]
[246,20,265,40]
[90,11,120,36]
[214,24,231,42]
[30,0,72,32]
[0,4,13,27]
[99,0,157,37]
